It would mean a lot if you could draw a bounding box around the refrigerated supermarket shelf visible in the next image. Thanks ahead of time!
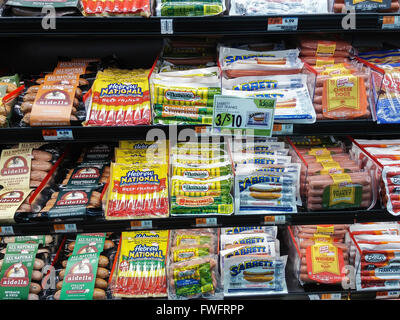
[1,120,400,143]
[0,13,398,37]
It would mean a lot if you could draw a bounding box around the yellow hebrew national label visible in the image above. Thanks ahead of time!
[0,148,33,189]
[316,57,335,67]
[320,161,343,174]
[315,154,334,162]
[316,226,335,235]
[310,242,340,275]
[0,188,32,223]
[329,173,355,206]
[326,75,360,112]
[30,84,77,126]
[316,41,337,56]
[308,148,331,156]
[44,74,80,87]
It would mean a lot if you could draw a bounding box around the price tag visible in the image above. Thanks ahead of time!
[42,129,74,141]
[268,17,298,32]
[53,223,77,233]
[0,226,14,236]
[195,218,218,227]
[308,293,342,300]
[161,19,174,34]
[382,16,400,29]
[272,123,293,135]
[130,220,153,230]
[263,215,286,225]
[212,95,276,137]
[376,291,400,299]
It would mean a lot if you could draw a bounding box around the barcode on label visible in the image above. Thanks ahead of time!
[0,226,14,236]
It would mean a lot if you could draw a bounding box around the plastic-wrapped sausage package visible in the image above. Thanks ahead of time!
[219,47,304,79]
[0,143,66,223]
[306,60,373,120]
[81,0,152,17]
[358,50,400,124]
[111,230,169,298]
[52,232,119,300]
[84,68,151,127]
[0,235,57,300]
[37,143,113,221]
[150,67,221,125]
[289,137,376,211]
[229,0,329,15]
[167,229,222,300]
[348,223,400,291]
[169,141,234,216]
[155,0,225,16]
[222,74,316,124]
[220,227,287,297]
[233,138,300,214]
[289,224,350,286]
[333,0,400,13]
[299,39,354,67]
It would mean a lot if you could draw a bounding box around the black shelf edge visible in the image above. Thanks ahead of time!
[1,208,395,236]
[1,120,400,143]
[0,13,397,36]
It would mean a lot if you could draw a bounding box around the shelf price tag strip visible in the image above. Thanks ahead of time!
[195,217,218,227]
[0,226,14,236]
[53,223,77,233]
[308,293,343,300]
[160,19,174,34]
[263,215,287,225]
[42,129,74,141]
[130,220,153,230]
[381,16,400,29]
[268,17,298,32]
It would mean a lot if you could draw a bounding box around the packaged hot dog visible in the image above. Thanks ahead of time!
[221,226,277,237]
[219,47,304,79]
[333,0,400,13]
[155,0,225,17]
[81,0,151,17]
[229,0,328,15]
[111,231,169,298]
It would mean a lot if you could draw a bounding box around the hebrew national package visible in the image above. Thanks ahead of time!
[105,163,169,220]
[85,68,151,127]
[111,230,169,298]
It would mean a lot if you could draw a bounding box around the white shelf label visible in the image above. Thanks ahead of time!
[264,215,286,225]
[42,129,74,141]
[268,17,298,31]
[53,223,77,233]
[0,226,14,236]
[308,293,342,300]
[130,220,153,230]
[196,217,218,227]
[382,16,400,29]
[161,19,174,34]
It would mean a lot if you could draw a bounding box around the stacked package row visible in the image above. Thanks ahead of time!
[348,222,400,291]
[0,143,66,224]
[151,39,220,125]
[351,139,400,216]
[37,143,113,222]
[0,235,58,300]
[357,49,400,124]
[84,68,152,127]
[289,224,350,286]
[232,137,300,215]
[169,141,234,216]
[104,140,170,220]
[220,226,287,297]
[15,60,97,127]
[218,44,317,125]
[290,136,374,211]
[0,74,20,127]
[52,232,119,300]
